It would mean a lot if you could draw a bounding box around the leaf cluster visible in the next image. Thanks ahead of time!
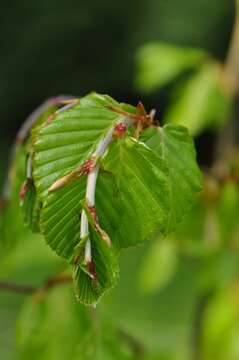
[0,92,202,305]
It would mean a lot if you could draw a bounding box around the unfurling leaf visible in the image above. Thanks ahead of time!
[73,226,119,305]
[9,92,201,305]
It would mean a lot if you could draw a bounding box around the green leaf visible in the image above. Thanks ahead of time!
[20,181,41,233]
[18,104,59,233]
[0,145,29,251]
[169,199,209,257]
[100,137,170,248]
[73,226,119,305]
[202,288,239,360]
[39,137,170,303]
[16,285,92,360]
[31,93,201,304]
[16,285,139,360]
[138,238,177,294]
[0,100,76,254]
[33,94,122,198]
[140,124,202,233]
[104,244,200,359]
[27,103,59,150]
[135,42,207,93]
[40,178,86,260]
[164,62,232,136]
[39,134,170,257]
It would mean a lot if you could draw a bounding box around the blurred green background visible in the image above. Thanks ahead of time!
[0,0,234,139]
[0,0,239,359]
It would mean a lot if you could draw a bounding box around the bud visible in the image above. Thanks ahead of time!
[88,205,98,224]
[113,122,127,139]
[79,158,95,176]
[46,115,55,124]
[48,173,74,192]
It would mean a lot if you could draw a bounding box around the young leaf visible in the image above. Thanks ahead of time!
[30,93,201,305]
[40,136,170,253]
[140,124,202,233]
[20,181,41,233]
[19,102,58,232]
[138,238,178,294]
[38,136,170,303]
[33,94,123,198]
[73,226,119,305]
[164,62,232,136]
[39,179,86,260]
[135,42,207,93]
[100,137,170,248]
[0,146,30,250]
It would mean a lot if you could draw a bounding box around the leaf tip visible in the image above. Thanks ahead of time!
[48,173,75,192]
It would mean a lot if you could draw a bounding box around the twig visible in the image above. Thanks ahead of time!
[0,274,72,296]
[0,281,36,294]
[224,0,239,95]
[81,117,133,273]
[213,0,239,172]
[118,328,146,356]
[41,274,72,290]
[191,291,214,360]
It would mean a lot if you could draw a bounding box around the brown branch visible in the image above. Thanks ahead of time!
[0,281,36,294]
[118,329,146,356]
[224,0,239,95]
[213,1,239,170]
[41,274,72,290]
[0,274,72,296]
[191,290,214,360]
